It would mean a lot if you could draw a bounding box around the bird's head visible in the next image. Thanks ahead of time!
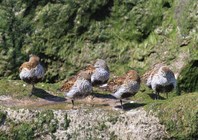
[94,59,109,71]
[159,66,170,77]
[126,70,140,83]
[29,54,40,65]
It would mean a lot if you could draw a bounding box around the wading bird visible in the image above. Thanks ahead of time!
[110,70,141,109]
[91,59,110,87]
[19,54,44,96]
[63,71,93,109]
[143,65,176,99]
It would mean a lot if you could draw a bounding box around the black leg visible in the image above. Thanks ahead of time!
[155,91,159,100]
[120,99,123,109]
[91,94,95,107]
[29,84,35,97]
[166,92,168,99]
[71,99,74,109]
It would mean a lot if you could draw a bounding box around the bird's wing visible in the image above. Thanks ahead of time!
[84,65,95,74]
[141,68,156,84]
[59,76,77,92]
[19,62,31,72]
[106,76,125,92]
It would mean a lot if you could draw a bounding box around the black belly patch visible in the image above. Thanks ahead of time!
[92,80,108,86]
[22,77,42,84]
[156,84,174,93]
[73,92,90,99]
[121,92,135,99]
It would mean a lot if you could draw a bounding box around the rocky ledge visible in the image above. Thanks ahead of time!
[0,107,168,139]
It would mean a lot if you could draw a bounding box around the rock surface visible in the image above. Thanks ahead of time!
[0,106,168,139]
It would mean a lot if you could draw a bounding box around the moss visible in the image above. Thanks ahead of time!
[37,110,58,133]
[0,131,9,140]
[0,79,61,99]
[0,111,6,124]
[145,93,198,139]
[11,123,35,140]
[175,0,197,36]
[177,60,198,94]
[1,0,197,82]
[63,113,71,130]
[108,116,118,125]
[110,132,118,140]
[97,122,107,131]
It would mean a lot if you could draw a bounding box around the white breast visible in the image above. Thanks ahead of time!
[112,81,140,99]
[151,73,176,90]
[66,79,92,99]
[19,64,44,80]
[91,68,110,83]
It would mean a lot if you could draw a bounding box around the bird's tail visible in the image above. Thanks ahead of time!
[110,93,118,99]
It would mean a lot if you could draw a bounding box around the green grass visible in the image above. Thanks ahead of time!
[145,92,198,139]
[1,0,197,83]
[0,79,61,99]
[130,84,198,139]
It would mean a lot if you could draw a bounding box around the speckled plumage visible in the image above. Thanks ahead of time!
[91,59,110,86]
[111,70,141,109]
[106,75,126,92]
[58,76,77,92]
[64,71,93,108]
[19,55,44,96]
[59,67,94,92]
[144,65,176,99]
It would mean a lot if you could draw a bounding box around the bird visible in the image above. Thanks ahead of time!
[91,59,110,87]
[58,65,94,92]
[64,70,93,109]
[143,65,176,99]
[110,70,141,109]
[59,59,109,91]
[19,54,44,96]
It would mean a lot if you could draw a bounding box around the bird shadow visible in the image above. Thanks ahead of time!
[93,92,116,100]
[115,102,147,111]
[32,87,66,102]
[148,93,166,100]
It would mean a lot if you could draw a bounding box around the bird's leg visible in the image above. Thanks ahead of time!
[157,92,159,100]
[166,92,168,99]
[29,84,35,97]
[120,99,124,109]
[91,94,95,107]
[155,91,159,100]
[71,99,75,109]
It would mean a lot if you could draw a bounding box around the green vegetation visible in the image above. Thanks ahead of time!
[0,83,197,139]
[37,110,58,133]
[145,93,198,139]
[177,60,198,94]
[0,110,6,124]
[63,113,71,130]
[11,123,35,140]
[0,109,60,139]
[0,0,197,139]
[131,84,198,139]
[0,79,61,98]
[0,131,8,140]
[97,121,108,131]
[0,0,197,83]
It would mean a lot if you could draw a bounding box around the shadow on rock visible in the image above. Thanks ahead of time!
[93,92,116,99]
[148,93,166,100]
[32,88,66,102]
[115,102,146,111]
